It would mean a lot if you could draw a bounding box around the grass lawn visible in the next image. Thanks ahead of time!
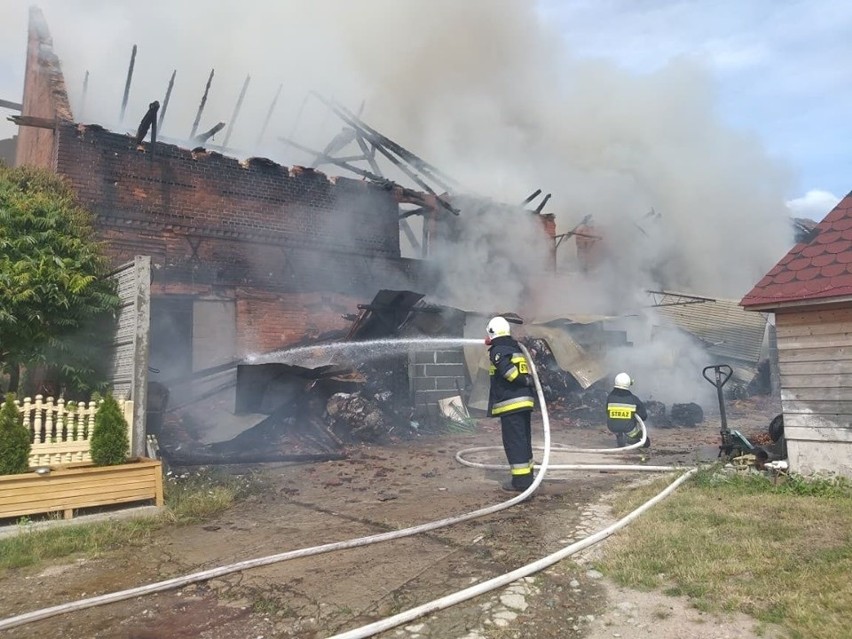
[597,467,852,639]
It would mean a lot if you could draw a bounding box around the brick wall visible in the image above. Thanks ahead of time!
[235,290,359,355]
[96,224,419,295]
[138,278,353,355]
[46,121,425,368]
[51,123,421,355]
[56,124,401,260]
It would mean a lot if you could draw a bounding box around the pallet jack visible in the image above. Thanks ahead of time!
[703,364,762,459]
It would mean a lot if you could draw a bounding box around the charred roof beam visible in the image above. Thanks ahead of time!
[119,44,137,123]
[324,95,458,191]
[190,68,215,140]
[277,136,423,252]
[223,74,250,148]
[192,122,226,145]
[7,115,56,129]
[278,136,387,182]
[134,100,159,146]
[535,193,552,214]
[554,214,598,250]
[520,189,542,206]
[309,93,459,214]
[0,99,22,111]
[157,70,176,131]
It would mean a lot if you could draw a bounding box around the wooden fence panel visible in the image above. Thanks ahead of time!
[16,395,134,467]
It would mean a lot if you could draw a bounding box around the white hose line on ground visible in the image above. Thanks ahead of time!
[0,344,553,633]
[329,467,697,639]
[455,415,681,473]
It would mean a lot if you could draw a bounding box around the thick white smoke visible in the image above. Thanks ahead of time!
[1,0,794,313]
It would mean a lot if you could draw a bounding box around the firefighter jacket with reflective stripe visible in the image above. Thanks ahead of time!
[488,336,535,417]
[606,388,647,433]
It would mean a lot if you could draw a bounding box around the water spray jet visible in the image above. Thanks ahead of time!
[244,337,483,366]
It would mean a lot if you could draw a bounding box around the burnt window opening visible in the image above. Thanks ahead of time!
[149,297,193,382]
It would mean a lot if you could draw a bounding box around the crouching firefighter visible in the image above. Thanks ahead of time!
[606,372,650,448]
[486,316,536,493]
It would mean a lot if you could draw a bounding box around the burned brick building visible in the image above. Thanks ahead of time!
[8,8,558,431]
[13,12,420,378]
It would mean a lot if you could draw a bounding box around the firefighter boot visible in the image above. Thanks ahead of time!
[615,432,627,448]
[501,472,534,493]
[627,426,651,448]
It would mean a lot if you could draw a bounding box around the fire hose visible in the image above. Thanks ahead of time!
[455,414,678,473]
[0,344,693,634]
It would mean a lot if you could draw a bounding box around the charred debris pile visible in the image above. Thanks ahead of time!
[152,293,775,467]
[157,350,424,467]
[523,337,708,429]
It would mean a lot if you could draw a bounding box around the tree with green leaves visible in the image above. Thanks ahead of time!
[0,393,31,475]
[0,164,120,396]
[90,394,130,466]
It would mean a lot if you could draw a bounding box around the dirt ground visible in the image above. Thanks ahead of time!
[0,397,787,639]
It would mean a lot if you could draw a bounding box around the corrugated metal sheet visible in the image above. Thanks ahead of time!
[654,296,768,366]
[523,325,607,389]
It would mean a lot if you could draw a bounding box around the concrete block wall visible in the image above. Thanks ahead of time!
[410,348,468,416]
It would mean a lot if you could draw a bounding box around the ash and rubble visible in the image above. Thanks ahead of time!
[152,291,775,466]
[523,337,709,429]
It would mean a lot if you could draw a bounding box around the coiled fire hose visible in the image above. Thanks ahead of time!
[0,344,692,634]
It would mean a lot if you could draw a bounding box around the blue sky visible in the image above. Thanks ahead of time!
[537,0,852,217]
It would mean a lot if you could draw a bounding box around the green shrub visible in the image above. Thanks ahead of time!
[90,394,129,466]
[0,393,31,475]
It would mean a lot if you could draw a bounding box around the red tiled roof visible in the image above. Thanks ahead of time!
[741,192,852,308]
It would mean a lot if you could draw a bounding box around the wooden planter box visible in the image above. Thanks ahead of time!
[0,458,164,521]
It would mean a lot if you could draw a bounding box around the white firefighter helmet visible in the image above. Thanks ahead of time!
[486,316,512,341]
[614,372,633,390]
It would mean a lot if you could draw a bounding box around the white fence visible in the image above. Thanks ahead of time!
[16,395,134,467]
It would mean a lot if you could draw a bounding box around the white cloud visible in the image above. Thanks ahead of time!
[536,0,852,196]
[785,189,841,220]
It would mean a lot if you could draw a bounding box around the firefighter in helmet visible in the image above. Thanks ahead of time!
[486,316,536,492]
[606,372,650,448]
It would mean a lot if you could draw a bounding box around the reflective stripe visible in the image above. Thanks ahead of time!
[510,466,532,476]
[510,354,529,375]
[628,426,642,438]
[489,365,496,375]
[505,366,519,382]
[492,396,535,414]
[607,402,636,420]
